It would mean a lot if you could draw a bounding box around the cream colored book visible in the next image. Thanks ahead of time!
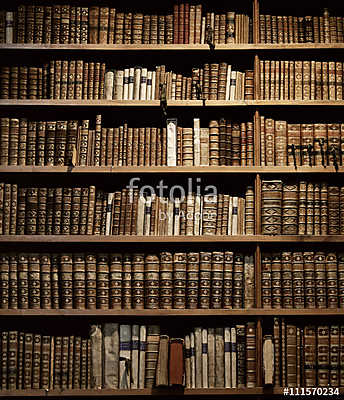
[231,196,238,235]
[144,195,152,236]
[128,67,135,100]
[167,199,174,235]
[151,71,156,100]
[193,118,201,166]
[138,325,146,388]
[225,65,232,100]
[146,70,152,100]
[123,68,129,100]
[190,331,196,388]
[105,193,114,235]
[114,70,124,100]
[136,194,146,235]
[227,196,233,235]
[133,67,141,100]
[231,327,237,388]
[131,324,139,388]
[140,68,148,100]
[201,16,206,44]
[201,328,208,388]
[194,327,202,388]
[207,328,215,388]
[105,71,114,100]
[167,118,177,166]
[194,193,201,235]
[229,70,237,101]
[173,198,181,235]
[224,327,231,388]
[185,334,191,388]
[263,335,274,385]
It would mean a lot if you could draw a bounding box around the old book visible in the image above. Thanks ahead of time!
[131,324,140,389]
[326,253,339,308]
[145,325,160,388]
[173,253,186,309]
[261,180,282,235]
[292,251,305,308]
[214,327,224,387]
[201,328,208,388]
[138,325,147,389]
[263,335,274,385]
[281,252,293,308]
[156,334,169,386]
[169,338,184,386]
[286,324,297,387]
[317,325,330,386]
[90,325,102,389]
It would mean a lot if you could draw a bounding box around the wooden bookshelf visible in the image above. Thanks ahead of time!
[0,235,343,243]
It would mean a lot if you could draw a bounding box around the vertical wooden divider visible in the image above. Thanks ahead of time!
[255,173,261,235]
[254,55,261,100]
[254,110,261,166]
[253,0,260,44]
[256,318,263,387]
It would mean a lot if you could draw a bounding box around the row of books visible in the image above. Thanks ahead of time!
[0,251,255,310]
[0,330,91,390]
[0,116,255,167]
[264,319,344,387]
[0,5,252,45]
[261,251,344,309]
[259,10,344,44]
[0,61,254,101]
[260,117,344,167]
[0,184,254,236]
[261,180,344,236]
[104,65,254,101]
[260,60,344,100]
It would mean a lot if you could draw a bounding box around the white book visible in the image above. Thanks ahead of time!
[224,327,231,388]
[231,327,237,388]
[133,67,141,100]
[199,196,204,234]
[114,70,124,100]
[190,331,196,388]
[230,70,237,101]
[210,12,215,30]
[138,325,146,389]
[129,67,135,100]
[193,118,201,166]
[146,70,152,100]
[123,68,129,100]
[131,324,140,388]
[194,327,202,388]
[207,328,215,388]
[136,194,146,235]
[151,71,156,100]
[201,328,208,388]
[166,118,177,166]
[227,196,233,235]
[167,199,174,235]
[119,325,131,389]
[201,16,206,44]
[5,12,14,44]
[105,192,114,235]
[173,198,180,235]
[194,193,201,235]
[144,195,152,235]
[231,196,238,235]
[105,71,114,100]
[225,65,232,100]
[140,68,148,100]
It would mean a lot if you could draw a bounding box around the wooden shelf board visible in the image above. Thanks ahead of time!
[0,235,344,243]
[2,43,344,51]
[0,166,342,174]
[0,309,343,317]
[2,100,344,107]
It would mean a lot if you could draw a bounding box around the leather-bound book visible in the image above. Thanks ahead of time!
[184,335,191,388]
[213,327,224,387]
[41,335,50,389]
[173,253,187,309]
[236,325,246,388]
[233,253,244,309]
[261,180,282,235]
[145,325,160,388]
[222,251,233,309]
[122,254,132,309]
[201,328,208,387]
[71,187,81,235]
[96,254,109,309]
[338,253,344,308]
[90,325,102,389]
[159,252,173,309]
[304,325,316,386]
[89,7,99,44]
[16,187,26,235]
[9,183,18,235]
[35,121,46,167]
[210,251,223,309]
[71,336,80,388]
[0,117,10,165]
[330,325,340,386]
[328,185,340,234]
[272,318,280,386]
[326,252,338,308]
[23,333,34,388]
[103,323,119,389]
[263,335,274,385]
[78,187,89,235]
[303,252,316,309]
[131,253,144,310]
[61,187,72,235]
[156,334,169,386]
[109,253,122,309]
[144,254,159,309]
[186,252,199,309]
[40,253,51,309]
[199,252,211,309]
[246,322,256,388]
[60,254,73,309]
[286,324,297,387]
[131,324,140,388]
[169,338,184,386]
[45,121,56,166]
[194,327,202,388]
[314,251,327,308]
[317,325,330,386]
[244,255,255,309]
[8,254,18,310]
[72,253,86,310]
[7,330,18,389]
[3,183,11,235]
[8,118,19,165]
[50,254,60,309]
[1,331,9,389]
[281,252,293,308]
[60,335,69,389]
[292,251,305,309]
[138,325,147,388]
[80,338,88,389]
[17,253,28,309]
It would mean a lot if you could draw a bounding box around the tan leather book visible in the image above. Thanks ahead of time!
[156,335,169,386]
[145,325,160,388]
[215,327,224,387]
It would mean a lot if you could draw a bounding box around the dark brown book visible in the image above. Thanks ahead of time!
[23,333,33,388]
[169,338,184,385]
